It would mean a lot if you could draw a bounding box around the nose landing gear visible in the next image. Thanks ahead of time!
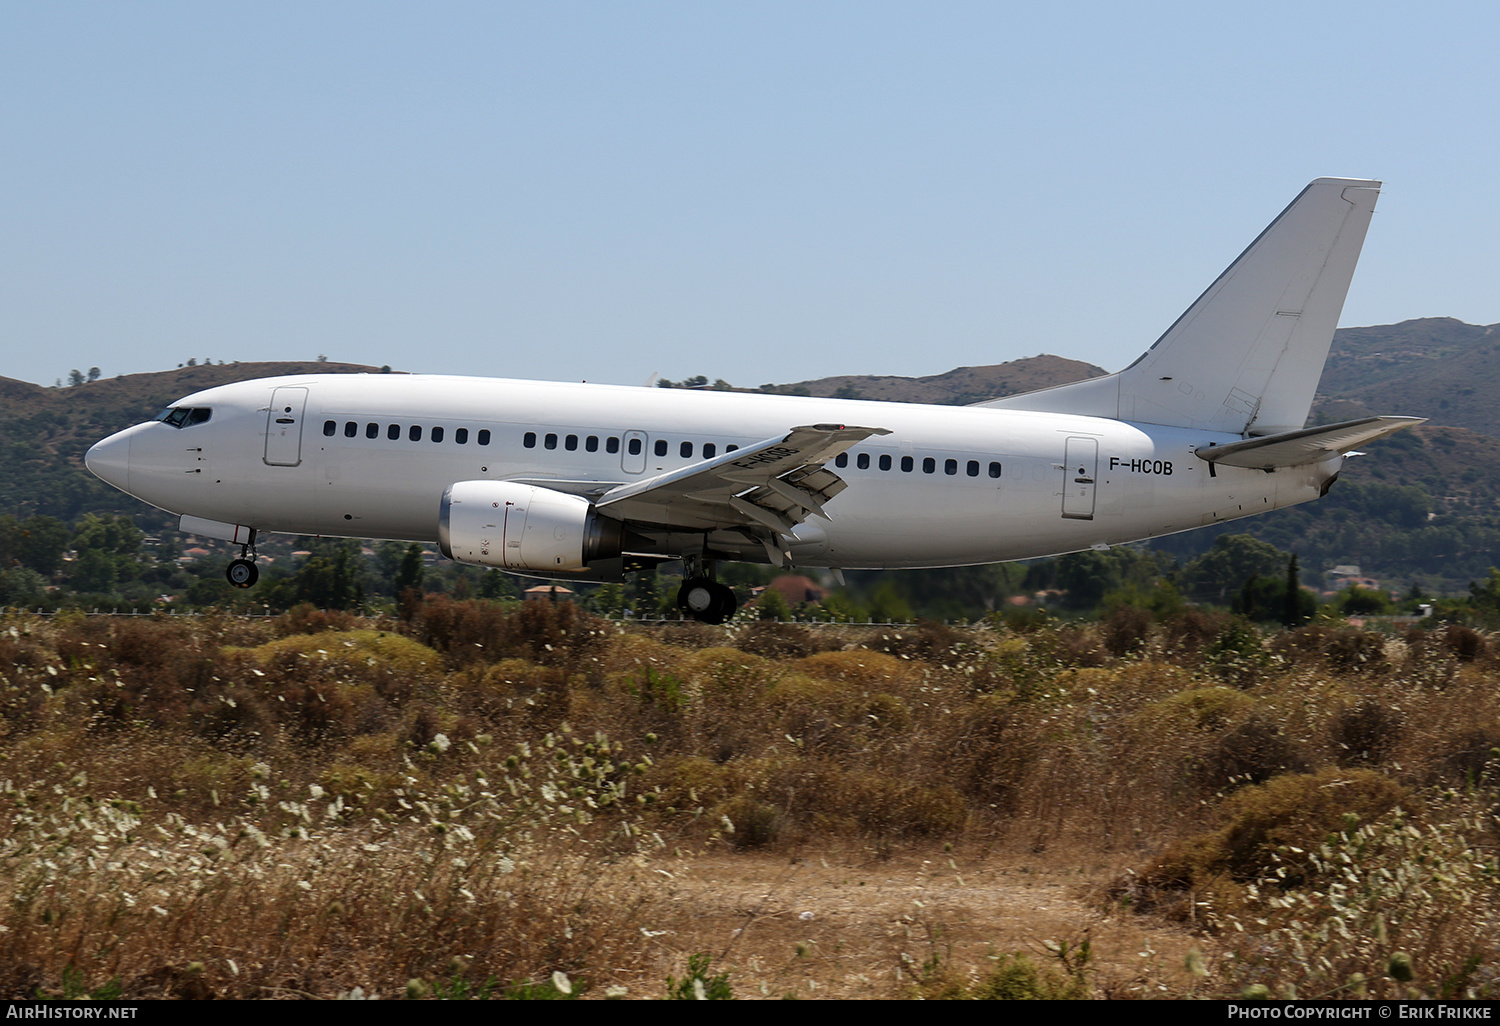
[226,531,260,589]
[226,558,259,588]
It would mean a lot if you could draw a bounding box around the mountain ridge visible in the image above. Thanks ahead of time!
[5,318,1499,590]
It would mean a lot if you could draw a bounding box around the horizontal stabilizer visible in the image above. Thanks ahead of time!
[1195,416,1424,470]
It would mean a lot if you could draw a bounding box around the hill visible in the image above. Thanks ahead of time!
[747,318,1500,432]
[8,324,1500,595]
[760,354,1106,404]
[0,361,387,522]
[1313,318,1500,434]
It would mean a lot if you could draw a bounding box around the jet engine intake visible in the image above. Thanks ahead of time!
[438,481,623,571]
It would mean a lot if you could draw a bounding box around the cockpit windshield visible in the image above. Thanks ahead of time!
[154,406,212,428]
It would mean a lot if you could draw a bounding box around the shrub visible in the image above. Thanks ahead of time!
[1132,768,1406,923]
[1443,625,1489,663]
[1160,608,1235,661]
[912,943,1091,1000]
[1101,604,1153,658]
[1273,623,1389,675]
[795,650,909,689]
[1205,618,1269,687]
[734,620,837,660]
[1221,793,1500,999]
[1331,699,1405,768]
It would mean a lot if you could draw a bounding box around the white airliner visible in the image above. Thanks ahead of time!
[87,177,1419,622]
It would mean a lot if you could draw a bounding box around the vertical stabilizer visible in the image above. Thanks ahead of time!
[979,178,1381,436]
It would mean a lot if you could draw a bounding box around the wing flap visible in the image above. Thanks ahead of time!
[596,423,888,533]
[1195,416,1424,470]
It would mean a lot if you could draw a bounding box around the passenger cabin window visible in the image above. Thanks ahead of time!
[879,454,892,471]
[409,425,422,442]
[586,436,599,452]
[703,443,716,458]
[432,426,444,443]
[524,432,537,448]
[680,441,693,458]
[477,430,490,446]
[857,453,870,469]
[628,438,642,456]
[922,457,935,474]
[388,424,401,440]
[366,423,379,439]
[344,421,357,438]
[901,456,914,473]
[544,433,558,450]
[606,436,620,454]
[654,439,668,457]
[323,420,336,437]
[455,428,469,444]
[565,434,578,451]
[989,462,1002,478]
[835,453,848,468]
[945,459,958,476]
[158,407,212,428]
[967,460,979,477]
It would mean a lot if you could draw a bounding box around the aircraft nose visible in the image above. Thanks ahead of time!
[86,430,131,492]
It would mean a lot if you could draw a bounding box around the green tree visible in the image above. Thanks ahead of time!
[865,564,1023,620]
[69,514,144,592]
[589,582,626,616]
[865,580,913,623]
[70,547,119,593]
[1469,568,1500,614]
[0,566,48,607]
[1231,572,1316,624]
[0,515,70,577]
[756,587,792,621]
[1283,553,1307,627]
[478,568,516,601]
[628,567,662,617]
[395,543,425,595]
[1029,547,1169,612]
[818,590,867,622]
[1180,534,1289,605]
[1050,551,1120,610]
[282,541,365,609]
[1335,585,1395,616]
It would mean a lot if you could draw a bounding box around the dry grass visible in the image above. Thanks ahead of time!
[5,605,1500,998]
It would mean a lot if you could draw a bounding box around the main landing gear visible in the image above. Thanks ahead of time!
[677,578,737,624]
[226,532,260,589]
[675,550,738,625]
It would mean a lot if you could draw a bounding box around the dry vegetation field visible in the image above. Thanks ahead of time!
[4,599,1500,1000]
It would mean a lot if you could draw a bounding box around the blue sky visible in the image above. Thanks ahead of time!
[3,1,1497,389]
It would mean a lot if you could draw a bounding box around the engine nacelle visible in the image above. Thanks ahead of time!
[438,481,623,572]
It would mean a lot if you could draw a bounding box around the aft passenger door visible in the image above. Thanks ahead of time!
[1061,436,1097,520]
[264,387,309,467]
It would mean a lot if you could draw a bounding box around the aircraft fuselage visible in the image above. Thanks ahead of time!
[86,371,1330,572]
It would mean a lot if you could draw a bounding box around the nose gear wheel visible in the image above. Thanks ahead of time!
[226,558,259,588]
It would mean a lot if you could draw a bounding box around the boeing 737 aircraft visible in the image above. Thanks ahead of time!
[87,177,1420,623]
